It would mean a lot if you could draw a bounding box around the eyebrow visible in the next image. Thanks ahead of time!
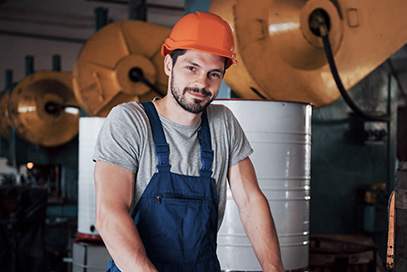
[186,61,224,74]
[186,61,201,68]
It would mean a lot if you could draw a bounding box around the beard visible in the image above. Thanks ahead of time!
[170,71,214,114]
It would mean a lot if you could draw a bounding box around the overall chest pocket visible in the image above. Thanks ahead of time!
[138,193,212,248]
[135,193,215,264]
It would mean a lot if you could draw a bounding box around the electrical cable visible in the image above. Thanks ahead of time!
[312,10,390,122]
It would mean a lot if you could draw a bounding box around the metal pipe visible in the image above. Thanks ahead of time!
[25,55,34,76]
[86,0,184,11]
[129,0,147,21]
[52,54,61,71]
[128,67,165,96]
[94,7,108,32]
[4,69,13,90]
[388,59,407,106]
[0,30,87,43]
[387,74,398,193]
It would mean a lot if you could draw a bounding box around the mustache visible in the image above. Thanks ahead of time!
[184,87,211,97]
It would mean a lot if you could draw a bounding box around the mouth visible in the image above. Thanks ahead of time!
[187,91,207,100]
[185,88,211,100]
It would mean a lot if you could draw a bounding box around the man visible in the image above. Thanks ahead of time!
[93,11,284,272]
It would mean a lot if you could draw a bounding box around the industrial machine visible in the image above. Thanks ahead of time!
[0,55,80,149]
[72,20,170,117]
[209,0,407,108]
[1,0,407,271]
[0,56,81,271]
[0,80,11,143]
[386,107,407,271]
[9,70,79,147]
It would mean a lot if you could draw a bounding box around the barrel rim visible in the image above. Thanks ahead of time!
[214,98,314,107]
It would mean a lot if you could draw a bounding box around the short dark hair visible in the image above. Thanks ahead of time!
[170,49,227,75]
[170,49,187,66]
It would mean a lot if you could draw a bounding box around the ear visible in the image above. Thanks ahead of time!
[164,54,172,76]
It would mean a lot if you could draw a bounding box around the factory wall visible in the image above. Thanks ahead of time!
[311,63,398,261]
[0,35,82,90]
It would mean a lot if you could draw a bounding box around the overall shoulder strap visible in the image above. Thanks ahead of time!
[198,109,214,178]
[141,101,171,172]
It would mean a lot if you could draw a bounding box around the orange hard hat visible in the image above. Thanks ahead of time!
[161,11,237,69]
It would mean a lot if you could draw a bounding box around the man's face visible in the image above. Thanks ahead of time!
[167,50,225,114]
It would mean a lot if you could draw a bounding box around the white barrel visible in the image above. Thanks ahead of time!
[214,99,312,271]
[78,117,105,236]
[72,241,111,271]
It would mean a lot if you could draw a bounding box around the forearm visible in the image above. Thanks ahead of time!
[94,161,157,272]
[228,158,284,271]
[239,194,285,272]
[96,207,157,272]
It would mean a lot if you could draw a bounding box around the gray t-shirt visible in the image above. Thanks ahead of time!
[93,101,253,229]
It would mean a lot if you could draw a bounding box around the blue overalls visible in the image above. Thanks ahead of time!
[106,101,221,272]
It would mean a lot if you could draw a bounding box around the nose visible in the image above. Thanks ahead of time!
[193,72,208,89]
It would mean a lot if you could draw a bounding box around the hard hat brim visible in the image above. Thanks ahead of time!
[161,42,237,69]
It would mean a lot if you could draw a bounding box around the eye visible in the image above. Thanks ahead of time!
[209,72,221,79]
[187,66,196,72]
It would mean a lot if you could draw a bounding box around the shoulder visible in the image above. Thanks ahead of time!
[206,103,235,121]
[207,102,247,138]
[103,101,150,134]
[109,101,145,117]
[206,103,240,129]
[107,102,148,123]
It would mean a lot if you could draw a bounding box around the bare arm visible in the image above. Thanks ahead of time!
[228,157,285,272]
[94,161,157,272]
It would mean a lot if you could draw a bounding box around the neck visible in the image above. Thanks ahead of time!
[153,95,202,127]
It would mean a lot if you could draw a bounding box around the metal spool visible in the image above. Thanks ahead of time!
[77,117,105,238]
[8,71,80,147]
[0,91,10,141]
[214,99,312,271]
[73,20,171,117]
[210,0,407,107]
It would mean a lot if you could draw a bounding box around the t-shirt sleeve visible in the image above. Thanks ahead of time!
[222,106,253,168]
[92,103,148,173]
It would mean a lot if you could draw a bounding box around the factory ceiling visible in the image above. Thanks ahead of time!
[0,0,184,42]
